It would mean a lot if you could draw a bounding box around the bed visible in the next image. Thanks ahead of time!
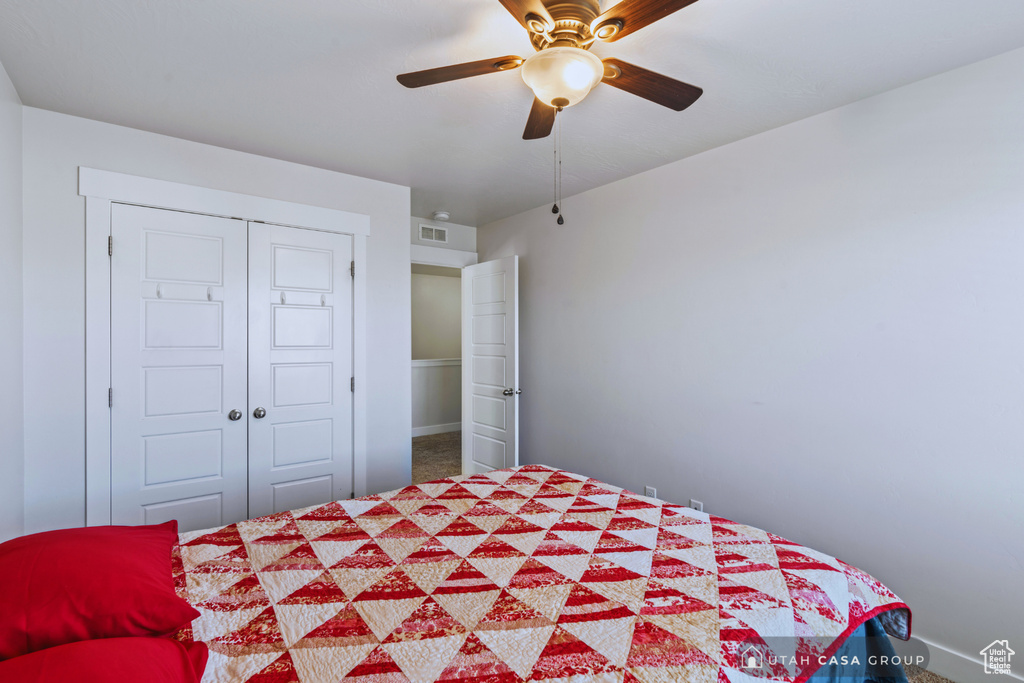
[173,465,911,682]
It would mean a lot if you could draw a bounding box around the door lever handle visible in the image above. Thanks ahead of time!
[502,388,514,396]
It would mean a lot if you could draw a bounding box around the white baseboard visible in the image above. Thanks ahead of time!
[412,422,461,438]
[893,635,1023,683]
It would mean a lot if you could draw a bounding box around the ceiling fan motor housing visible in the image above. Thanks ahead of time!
[529,0,602,50]
[546,0,601,22]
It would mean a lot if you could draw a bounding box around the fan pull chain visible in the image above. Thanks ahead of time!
[552,112,564,225]
[558,114,564,225]
[552,118,558,215]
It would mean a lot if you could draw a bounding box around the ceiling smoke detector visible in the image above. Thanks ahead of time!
[431,211,451,222]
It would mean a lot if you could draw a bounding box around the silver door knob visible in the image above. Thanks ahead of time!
[516,389,522,395]
[253,407,266,419]
[228,409,242,421]
[502,388,514,396]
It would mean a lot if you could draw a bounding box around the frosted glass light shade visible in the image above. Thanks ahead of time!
[521,47,604,108]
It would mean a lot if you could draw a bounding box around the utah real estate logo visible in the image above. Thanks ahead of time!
[980,640,1014,675]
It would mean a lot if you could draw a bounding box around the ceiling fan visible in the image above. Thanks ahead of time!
[396,0,704,140]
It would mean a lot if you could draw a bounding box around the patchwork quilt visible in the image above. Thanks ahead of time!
[173,465,910,683]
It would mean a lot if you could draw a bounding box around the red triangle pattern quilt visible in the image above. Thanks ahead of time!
[173,465,910,683]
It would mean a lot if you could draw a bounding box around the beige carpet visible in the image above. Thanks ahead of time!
[410,434,955,683]
[411,431,461,484]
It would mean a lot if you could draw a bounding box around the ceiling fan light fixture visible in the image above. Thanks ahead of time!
[521,47,603,109]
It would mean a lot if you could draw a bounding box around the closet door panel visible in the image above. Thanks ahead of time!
[248,224,354,517]
[110,204,249,531]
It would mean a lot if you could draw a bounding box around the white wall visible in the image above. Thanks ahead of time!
[412,362,462,436]
[411,272,461,360]
[479,47,1024,679]
[411,216,476,253]
[0,59,23,542]
[22,108,412,533]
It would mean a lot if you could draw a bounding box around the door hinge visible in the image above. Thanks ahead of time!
[108,388,112,408]
[108,236,113,257]
[350,376,355,392]
[350,260,355,278]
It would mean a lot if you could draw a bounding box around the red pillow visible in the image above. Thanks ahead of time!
[0,521,200,660]
[0,637,208,683]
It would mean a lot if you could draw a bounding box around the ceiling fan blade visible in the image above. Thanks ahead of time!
[497,0,554,31]
[523,98,556,140]
[601,58,703,111]
[397,55,523,88]
[591,0,700,42]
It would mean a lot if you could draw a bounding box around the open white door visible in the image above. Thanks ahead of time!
[461,255,519,474]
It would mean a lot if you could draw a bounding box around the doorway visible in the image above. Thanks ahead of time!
[410,263,463,483]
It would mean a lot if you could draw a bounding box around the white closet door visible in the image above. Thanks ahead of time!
[110,204,249,531]
[247,223,354,517]
[462,255,519,474]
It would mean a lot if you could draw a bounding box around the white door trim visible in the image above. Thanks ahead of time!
[85,196,113,527]
[82,167,371,526]
[79,168,371,235]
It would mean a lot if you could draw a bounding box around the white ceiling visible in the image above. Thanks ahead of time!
[1,0,1023,226]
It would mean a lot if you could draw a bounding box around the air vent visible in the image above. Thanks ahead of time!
[419,224,448,244]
